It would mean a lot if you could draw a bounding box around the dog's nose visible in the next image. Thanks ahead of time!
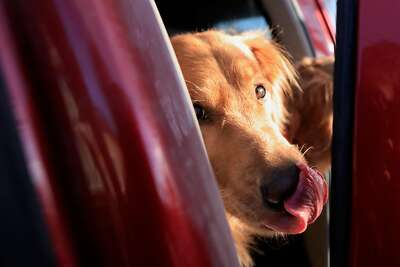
[261,164,300,211]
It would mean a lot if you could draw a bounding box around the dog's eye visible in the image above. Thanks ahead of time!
[255,85,267,99]
[193,104,208,121]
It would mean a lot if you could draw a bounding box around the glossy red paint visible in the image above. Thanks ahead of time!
[2,0,239,266]
[351,1,400,266]
[0,4,77,266]
[297,0,335,56]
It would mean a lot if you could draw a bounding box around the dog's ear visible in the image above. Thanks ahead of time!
[286,57,334,172]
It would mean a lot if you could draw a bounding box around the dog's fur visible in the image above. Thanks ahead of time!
[171,31,333,266]
[286,56,334,172]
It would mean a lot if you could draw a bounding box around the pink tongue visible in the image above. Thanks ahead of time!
[283,164,328,233]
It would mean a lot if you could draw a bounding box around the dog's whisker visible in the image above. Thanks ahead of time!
[302,146,314,157]
[299,144,305,153]
[297,144,307,154]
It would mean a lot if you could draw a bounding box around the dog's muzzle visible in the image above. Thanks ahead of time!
[260,163,328,233]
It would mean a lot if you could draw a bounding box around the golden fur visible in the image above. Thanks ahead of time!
[286,56,334,172]
[171,31,333,267]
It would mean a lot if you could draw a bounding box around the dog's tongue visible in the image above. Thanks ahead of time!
[283,164,328,233]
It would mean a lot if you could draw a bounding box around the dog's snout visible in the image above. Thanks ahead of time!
[261,164,300,210]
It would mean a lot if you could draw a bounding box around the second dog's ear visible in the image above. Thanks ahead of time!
[285,57,334,173]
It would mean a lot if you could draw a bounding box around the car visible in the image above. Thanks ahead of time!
[0,0,397,266]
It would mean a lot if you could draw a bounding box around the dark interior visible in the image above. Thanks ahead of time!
[155,0,270,35]
[0,73,56,267]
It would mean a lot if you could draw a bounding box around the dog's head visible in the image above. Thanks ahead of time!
[171,31,327,236]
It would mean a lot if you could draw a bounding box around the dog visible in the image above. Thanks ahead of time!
[286,56,334,173]
[171,30,333,266]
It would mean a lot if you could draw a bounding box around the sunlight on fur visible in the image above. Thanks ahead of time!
[171,30,333,266]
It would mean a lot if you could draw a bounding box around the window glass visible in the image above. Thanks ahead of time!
[324,0,337,31]
[215,16,270,36]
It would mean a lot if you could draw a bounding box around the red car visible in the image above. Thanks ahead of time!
[0,0,397,266]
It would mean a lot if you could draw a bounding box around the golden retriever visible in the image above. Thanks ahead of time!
[286,56,334,172]
[171,31,332,267]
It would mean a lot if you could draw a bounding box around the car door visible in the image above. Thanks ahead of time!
[0,0,239,266]
[331,0,400,266]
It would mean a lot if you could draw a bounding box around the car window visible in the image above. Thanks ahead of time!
[212,0,270,35]
[324,0,337,31]
[215,16,270,38]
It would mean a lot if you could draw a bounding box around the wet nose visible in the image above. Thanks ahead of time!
[261,164,300,211]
